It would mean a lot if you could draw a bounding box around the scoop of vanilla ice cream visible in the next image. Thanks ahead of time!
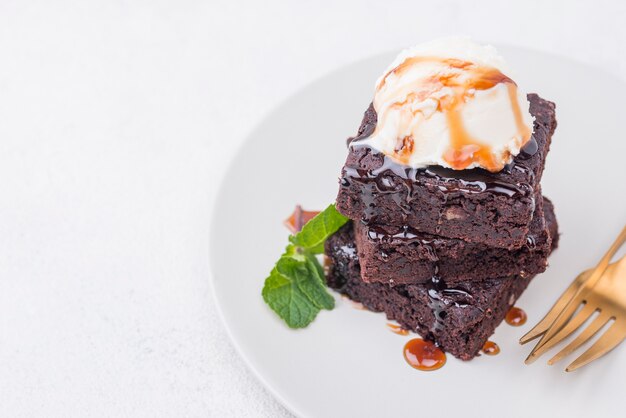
[355,37,534,172]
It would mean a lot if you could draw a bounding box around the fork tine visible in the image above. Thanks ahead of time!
[525,297,586,364]
[547,311,610,365]
[520,270,591,345]
[524,302,595,363]
[566,320,626,372]
[524,227,626,348]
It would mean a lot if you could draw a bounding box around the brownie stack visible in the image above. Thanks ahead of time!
[325,94,559,360]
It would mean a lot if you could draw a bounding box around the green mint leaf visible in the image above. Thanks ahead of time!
[289,204,348,254]
[305,252,326,283]
[262,256,320,328]
[301,254,335,310]
[262,204,344,328]
[262,248,335,327]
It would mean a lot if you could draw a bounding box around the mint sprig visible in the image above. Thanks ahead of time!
[288,206,349,254]
[262,204,349,328]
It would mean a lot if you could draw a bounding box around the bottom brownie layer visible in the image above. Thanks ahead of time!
[324,219,558,360]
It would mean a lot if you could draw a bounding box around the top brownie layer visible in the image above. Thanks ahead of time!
[336,94,556,249]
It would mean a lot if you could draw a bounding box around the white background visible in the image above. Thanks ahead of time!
[0,1,624,417]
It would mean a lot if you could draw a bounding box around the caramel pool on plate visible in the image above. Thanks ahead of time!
[403,338,446,371]
[482,341,500,356]
[387,323,409,335]
[505,307,527,326]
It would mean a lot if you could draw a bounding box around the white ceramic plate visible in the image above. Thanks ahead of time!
[209,46,626,418]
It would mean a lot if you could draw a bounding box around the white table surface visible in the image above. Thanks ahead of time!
[0,1,624,417]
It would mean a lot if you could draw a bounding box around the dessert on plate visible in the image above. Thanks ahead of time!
[261,37,560,365]
[326,37,559,360]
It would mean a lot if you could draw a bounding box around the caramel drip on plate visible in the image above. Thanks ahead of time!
[386,322,410,336]
[283,205,320,234]
[482,341,500,356]
[403,338,446,371]
[341,295,367,310]
[505,306,527,326]
[375,56,531,172]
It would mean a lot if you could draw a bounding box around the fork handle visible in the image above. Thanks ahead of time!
[591,226,626,286]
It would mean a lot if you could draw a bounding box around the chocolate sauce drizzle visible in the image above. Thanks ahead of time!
[367,225,432,244]
[344,151,533,197]
[343,151,535,226]
[366,227,476,333]
[518,136,538,159]
[424,165,531,198]
[367,225,440,271]
[427,276,473,332]
[346,115,376,147]
[342,133,539,226]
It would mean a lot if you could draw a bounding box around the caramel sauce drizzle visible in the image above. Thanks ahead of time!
[403,338,447,371]
[394,136,415,165]
[322,255,332,276]
[505,306,527,326]
[283,205,320,234]
[341,295,367,310]
[482,340,500,356]
[375,56,531,172]
[386,322,410,336]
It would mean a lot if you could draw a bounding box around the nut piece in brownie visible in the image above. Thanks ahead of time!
[354,195,554,285]
[336,94,556,250]
[324,211,559,361]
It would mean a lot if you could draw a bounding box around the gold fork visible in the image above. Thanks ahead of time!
[519,269,592,345]
[524,256,626,371]
[521,226,626,346]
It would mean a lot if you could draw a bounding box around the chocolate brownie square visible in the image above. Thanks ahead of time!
[354,195,554,285]
[323,209,559,360]
[335,94,556,250]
